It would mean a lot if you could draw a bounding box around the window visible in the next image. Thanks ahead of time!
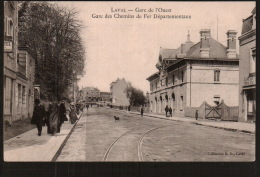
[250,48,256,74]
[22,86,26,104]
[214,96,220,105]
[4,77,13,115]
[172,74,175,85]
[180,96,183,110]
[4,16,13,37]
[214,70,220,82]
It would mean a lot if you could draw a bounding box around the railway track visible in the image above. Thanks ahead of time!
[102,125,171,161]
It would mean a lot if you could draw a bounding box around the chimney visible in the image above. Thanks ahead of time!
[226,30,237,59]
[200,29,211,58]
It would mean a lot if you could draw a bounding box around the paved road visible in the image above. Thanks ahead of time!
[56,107,255,162]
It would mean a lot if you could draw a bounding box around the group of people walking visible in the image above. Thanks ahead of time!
[164,105,173,117]
[31,98,79,136]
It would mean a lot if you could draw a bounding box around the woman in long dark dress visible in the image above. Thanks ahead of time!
[58,101,68,133]
[49,102,60,135]
[69,102,78,124]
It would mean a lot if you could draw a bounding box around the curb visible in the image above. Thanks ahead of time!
[51,112,84,162]
[194,122,255,134]
[108,108,255,134]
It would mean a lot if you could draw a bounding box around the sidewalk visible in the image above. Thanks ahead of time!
[111,108,255,134]
[4,112,83,162]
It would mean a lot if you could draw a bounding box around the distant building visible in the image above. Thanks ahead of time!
[100,92,111,102]
[110,78,130,106]
[238,7,256,122]
[78,87,100,102]
[4,1,19,122]
[147,29,239,118]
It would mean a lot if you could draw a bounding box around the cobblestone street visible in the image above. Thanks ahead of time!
[57,107,255,161]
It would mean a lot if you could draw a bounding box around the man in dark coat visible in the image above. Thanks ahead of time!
[169,107,172,117]
[195,110,198,120]
[141,106,144,117]
[165,105,169,117]
[31,99,45,136]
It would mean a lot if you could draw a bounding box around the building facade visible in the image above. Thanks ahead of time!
[4,1,19,122]
[147,29,239,118]
[238,7,256,122]
[78,87,100,102]
[100,92,111,102]
[16,45,36,119]
[110,78,130,106]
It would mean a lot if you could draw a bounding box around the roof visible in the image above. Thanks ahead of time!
[242,15,253,34]
[159,48,177,59]
[184,38,238,59]
[146,72,160,81]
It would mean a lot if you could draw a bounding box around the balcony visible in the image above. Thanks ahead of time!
[18,64,26,77]
[244,73,255,86]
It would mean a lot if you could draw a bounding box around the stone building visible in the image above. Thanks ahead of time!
[238,7,256,122]
[78,87,100,102]
[4,1,19,122]
[110,78,130,106]
[147,29,239,118]
[16,44,36,120]
[100,92,111,102]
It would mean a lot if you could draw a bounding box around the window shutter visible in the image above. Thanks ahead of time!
[4,16,7,35]
[7,17,11,36]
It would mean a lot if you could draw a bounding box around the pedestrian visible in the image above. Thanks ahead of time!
[69,102,78,124]
[48,101,61,135]
[195,110,198,120]
[46,102,53,134]
[86,104,89,110]
[31,99,45,136]
[169,107,172,117]
[58,101,68,133]
[141,105,144,117]
[165,105,169,117]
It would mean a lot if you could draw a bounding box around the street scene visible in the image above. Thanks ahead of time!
[3,1,256,163]
[56,107,254,162]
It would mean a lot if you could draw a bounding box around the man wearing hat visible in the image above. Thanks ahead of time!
[31,99,45,136]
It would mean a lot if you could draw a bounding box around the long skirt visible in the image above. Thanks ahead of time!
[70,109,78,124]
[49,108,60,134]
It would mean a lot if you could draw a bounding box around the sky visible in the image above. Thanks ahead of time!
[57,1,255,93]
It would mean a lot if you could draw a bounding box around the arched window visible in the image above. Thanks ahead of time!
[172,93,175,101]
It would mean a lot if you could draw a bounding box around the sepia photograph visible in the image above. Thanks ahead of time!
[3,1,256,163]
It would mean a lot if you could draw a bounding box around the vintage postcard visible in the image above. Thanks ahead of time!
[3,1,255,162]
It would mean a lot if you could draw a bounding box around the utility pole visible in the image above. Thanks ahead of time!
[217,15,219,41]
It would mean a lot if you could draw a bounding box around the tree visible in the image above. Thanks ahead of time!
[18,1,86,100]
[126,85,146,106]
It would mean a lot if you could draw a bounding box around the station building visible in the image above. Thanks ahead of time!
[147,29,239,118]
